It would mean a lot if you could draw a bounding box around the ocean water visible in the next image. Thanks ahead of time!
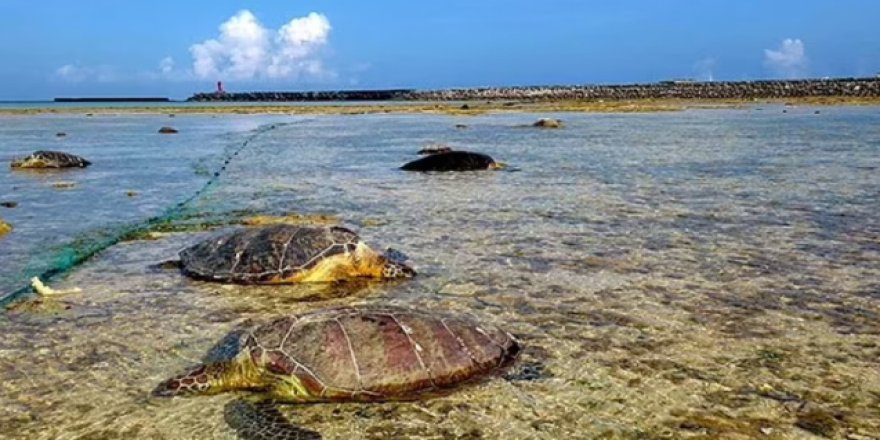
[1,107,879,439]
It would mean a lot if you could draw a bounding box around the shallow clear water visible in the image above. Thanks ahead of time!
[1,107,879,439]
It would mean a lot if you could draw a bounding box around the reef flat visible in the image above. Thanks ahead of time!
[3,96,880,116]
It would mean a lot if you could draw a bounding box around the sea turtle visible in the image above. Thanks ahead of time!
[401,151,506,172]
[10,150,91,169]
[532,118,563,128]
[154,305,520,407]
[178,225,415,284]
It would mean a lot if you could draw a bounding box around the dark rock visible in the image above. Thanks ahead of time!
[158,126,179,134]
[1,201,18,208]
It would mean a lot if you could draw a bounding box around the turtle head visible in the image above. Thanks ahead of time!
[153,354,264,398]
[379,248,416,278]
[489,160,508,170]
[380,257,416,279]
[153,364,224,397]
[352,243,416,279]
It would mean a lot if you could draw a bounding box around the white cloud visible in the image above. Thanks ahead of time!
[159,57,175,74]
[52,10,335,84]
[56,64,86,82]
[55,64,120,83]
[190,10,333,81]
[55,58,184,83]
[764,38,808,78]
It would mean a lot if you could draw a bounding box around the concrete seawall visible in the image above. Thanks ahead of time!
[187,77,880,102]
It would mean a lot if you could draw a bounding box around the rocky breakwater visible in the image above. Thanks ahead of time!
[188,89,414,102]
[186,78,880,102]
[403,78,880,101]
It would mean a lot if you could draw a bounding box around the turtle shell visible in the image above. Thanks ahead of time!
[243,306,520,401]
[179,225,360,284]
[10,150,91,169]
[401,151,496,172]
[417,144,453,155]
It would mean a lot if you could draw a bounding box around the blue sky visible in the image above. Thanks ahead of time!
[0,0,878,99]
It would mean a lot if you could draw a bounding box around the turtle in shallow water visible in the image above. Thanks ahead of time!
[178,225,415,284]
[10,150,91,169]
[532,118,563,128]
[401,150,505,172]
[154,306,520,432]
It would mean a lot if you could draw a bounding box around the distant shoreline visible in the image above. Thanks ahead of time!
[2,77,879,115]
[2,96,880,116]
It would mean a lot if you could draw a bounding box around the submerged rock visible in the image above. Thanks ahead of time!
[158,126,179,134]
[10,151,91,169]
[795,407,839,437]
[1,201,17,208]
[532,118,563,128]
[401,150,505,172]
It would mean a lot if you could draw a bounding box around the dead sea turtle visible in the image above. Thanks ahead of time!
[154,305,520,402]
[401,151,505,172]
[532,118,563,128]
[10,150,91,169]
[178,224,415,284]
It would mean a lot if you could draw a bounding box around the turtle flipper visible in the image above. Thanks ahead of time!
[148,259,183,272]
[202,321,254,364]
[224,398,321,440]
